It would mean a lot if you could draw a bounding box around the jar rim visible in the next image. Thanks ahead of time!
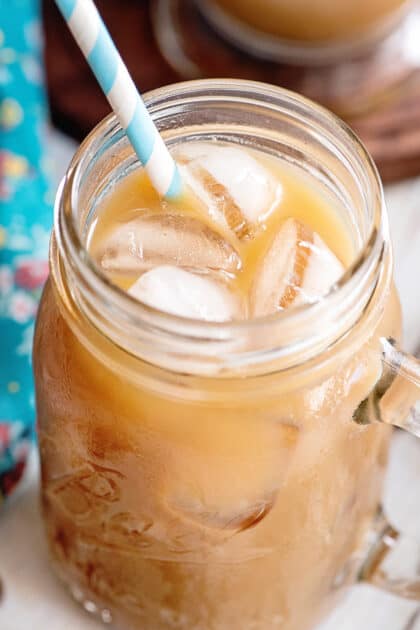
[54,79,389,375]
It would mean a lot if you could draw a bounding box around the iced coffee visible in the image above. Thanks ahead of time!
[35,117,400,629]
[210,0,408,42]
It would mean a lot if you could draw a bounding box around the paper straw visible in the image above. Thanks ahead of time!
[55,0,181,199]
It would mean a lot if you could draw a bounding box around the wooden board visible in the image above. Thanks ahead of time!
[350,77,420,182]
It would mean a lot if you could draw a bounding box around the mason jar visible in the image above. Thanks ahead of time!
[34,80,420,630]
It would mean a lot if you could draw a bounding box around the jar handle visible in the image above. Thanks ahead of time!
[352,337,420,599]
[358,509,420,599]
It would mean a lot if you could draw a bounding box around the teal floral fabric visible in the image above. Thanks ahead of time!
[0,0,53,504]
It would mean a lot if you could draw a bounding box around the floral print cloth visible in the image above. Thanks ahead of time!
[0,0,52,505]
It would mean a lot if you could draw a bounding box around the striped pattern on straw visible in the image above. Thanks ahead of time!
[55,0,181,199]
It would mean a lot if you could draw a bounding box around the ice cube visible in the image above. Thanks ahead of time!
[164,422,299,532]
[169,493,276,533]
[251,218,344,317]
[175,142,282,239]
[95,212,241,276]
[128,265,242,321]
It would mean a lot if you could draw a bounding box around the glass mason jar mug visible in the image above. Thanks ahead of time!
[34,80,420,630]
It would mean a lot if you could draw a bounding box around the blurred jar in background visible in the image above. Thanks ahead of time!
[152,0,420,117]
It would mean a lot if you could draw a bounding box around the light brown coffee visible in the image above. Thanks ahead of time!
[35,141,400,630]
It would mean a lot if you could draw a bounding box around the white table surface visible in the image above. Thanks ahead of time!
[0,130,419,630]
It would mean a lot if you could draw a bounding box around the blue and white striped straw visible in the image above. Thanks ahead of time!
[55,0,181,199]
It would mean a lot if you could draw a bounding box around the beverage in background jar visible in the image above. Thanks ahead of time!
[209,0,408,42]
